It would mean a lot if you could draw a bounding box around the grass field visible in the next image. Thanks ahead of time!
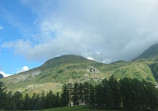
[40,106,122,111]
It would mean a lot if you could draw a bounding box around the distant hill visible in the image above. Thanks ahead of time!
[0,55,157,94]
[136,43,158,60]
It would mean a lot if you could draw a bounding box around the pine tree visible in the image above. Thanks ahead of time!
[13,91,23,110]
[83,82,90,105]
[89,84,95,107]
[67,83,73,106]
[78,83,84,105]
[102,78,114,109]
[40,90,46,109]
[55,92,62,107]
[73,83,79,105]
[61,84,69,106]
[143,80,158,110]
[95,83,103,108]
[108,76,120,109]
[0,82,6,110]
[23,93,31,110]
[30,93,40,110]
[46,90,55,108]
[5,91,14,110]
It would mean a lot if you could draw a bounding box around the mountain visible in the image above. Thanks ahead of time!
[136,43,158,60]
[0,73,3,79]
[0,55,157,94]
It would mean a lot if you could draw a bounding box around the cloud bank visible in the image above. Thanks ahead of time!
[2,0,158,63]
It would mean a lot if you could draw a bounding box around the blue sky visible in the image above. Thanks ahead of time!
[1,0,158,75]
[0,0,41,74]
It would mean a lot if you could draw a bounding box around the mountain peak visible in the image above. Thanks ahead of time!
[136,43,158,60]
[42,55,91,67]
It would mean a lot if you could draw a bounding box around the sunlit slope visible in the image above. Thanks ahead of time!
[0,55,157,94]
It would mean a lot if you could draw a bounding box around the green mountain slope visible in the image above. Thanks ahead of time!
[136,43,158,60]
[0,55,157,94]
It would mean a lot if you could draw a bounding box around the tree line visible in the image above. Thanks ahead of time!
[61,77,158,111]
[0,77,158,111]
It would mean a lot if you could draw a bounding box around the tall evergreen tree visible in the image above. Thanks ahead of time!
[55,92,62,107]
[78,83,84,105]
[83,82,90,105]
[108,76,120,109]
[102,78,114,109]
[13,91,23,110]
[45,90,56,108]
[143,80,158,110]
[5,91,14,110]
[67,83,73,106]
[23,93,31,110]
[0,82,6,110]
[73,83,79,105]
[89,84,95,107]
[40,90,46,109]
[95,83,103,108]
[61,84,69,106]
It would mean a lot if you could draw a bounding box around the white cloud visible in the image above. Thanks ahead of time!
[87,57,94,61]
[102,59,112,64]
[2,0,158,63]
[0,71,10,77]
[17,66,29,73]
[0,26,3,30]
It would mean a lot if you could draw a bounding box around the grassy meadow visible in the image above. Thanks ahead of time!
[40,106,122,111]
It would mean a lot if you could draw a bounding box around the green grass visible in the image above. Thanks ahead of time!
[0,106,122,111]
[40,106,121,111]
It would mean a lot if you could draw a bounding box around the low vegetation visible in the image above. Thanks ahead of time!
[40,106,120,111]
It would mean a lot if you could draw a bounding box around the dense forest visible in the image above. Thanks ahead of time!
[0,77,158,111]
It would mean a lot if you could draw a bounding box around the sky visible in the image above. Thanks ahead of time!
[1,0,158,74]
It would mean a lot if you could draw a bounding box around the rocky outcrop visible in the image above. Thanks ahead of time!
[86,66,99,73]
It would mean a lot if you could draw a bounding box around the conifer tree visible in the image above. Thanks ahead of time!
[24,93,31,110]
[13,91,23,110]
[78,83,84,105]
[61,84,69,106]
[108,76,120,109]
[89,84,95,106]
[95,83,103,108]
[73,83,79,105]
[83,82,90,105]
[0,82,6,110]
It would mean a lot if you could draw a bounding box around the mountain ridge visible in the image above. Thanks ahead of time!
[1,51,158,94]
[136,43,158,60]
